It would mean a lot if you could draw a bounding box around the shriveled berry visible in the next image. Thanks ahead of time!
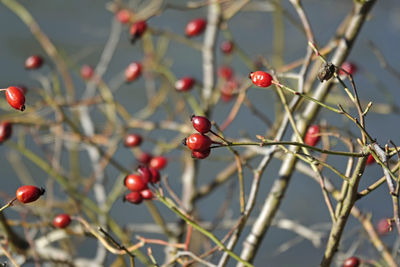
[192,147,210,159]
[221,40,234,54]
[16,185,45,204]
[80,64,94,80]
[149,156,167,170]
[125,62,142,82]
[123,191,143,204]
[140,189,153,200]
[366,153,375,165]
[5,86,25,111]
[138,166,152,184]
[175,77,195,92]
[124,174,148,192]
[149,168,160,183]
[116,9,131,24]
[249,71,272,88]
[339,62,358,76]
[0,121,12,143]
[124,134,142,147]
[191,115,211,134]
[185,18,206,37]
[53,214,72,228]
[25,55,43,69]
[186,133,212,152]
[218,66,234,80]
[343,256,360,267]
[130,20,147,42]
[138,152,152,165]
[304,125,320,147]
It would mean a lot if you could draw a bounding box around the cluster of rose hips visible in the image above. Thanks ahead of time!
[122,133,167,204]
[183,115,216,159]
[123,165,160,205]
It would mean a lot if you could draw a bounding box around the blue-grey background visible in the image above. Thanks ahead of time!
[0,0,399,266]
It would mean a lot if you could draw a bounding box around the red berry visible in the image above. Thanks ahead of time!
[25,55,43,69]
[124,174,148,192]
[186,133,212,152]
[0,121,12,143]
[138,152,152,165]
[53,214,72,228]
[5,86,25,111]
[343,256,360,267]
[185,18,206,37]
[80,64,94,80]
[376,218,392,235]
[124,134,142,147]
[220,79,237,102]
[138,166,152,184]
[130,20,147,42]
[218,66,234,80]
[125,62,142,82]
[366,154,375,165]
[221,40,234,54]
[149,156,167,170]
[339,62,358,76]
[249,71,273,88]
[304,125,320,147]
[175,77,195,92]
[140,189,153,200]
[123,191,143,204]
[192,147,210,159]
[191,115,211,134]
[116,9,131,24]
[149,168,160,183]
[16,185,45,204]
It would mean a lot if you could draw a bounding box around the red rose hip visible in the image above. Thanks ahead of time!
[366,154,375,165]
[221,40,234,54]
[138,152,152,165]
[130,20,147,42]
[249,71,272,88]
[124,174,148,192]
[149,168,160,183]
[304,125,320,147]
[124,134,142,147]
[16,185,45,204]
[0,121,12,143]
[191,115,211,134]
[185,18,206,37]
[343,256,360,267]
[339,61,358,76]
[192,147,210,159]
[5,86,25,111]
[123,191,143,204]
[218,66,234,80]
[116,9,131,24]
[175,77,195,92]
[25,55,43,69]
[53,214,72,228]
[80,64,94,80]
[149,156,167,170]
[125,62,142,82]
[140,189,153,200]
[186,133,212,152]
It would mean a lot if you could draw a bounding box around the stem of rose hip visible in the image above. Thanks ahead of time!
[214,140,365,157]
[0,197,17,212]
[209,129,231,145]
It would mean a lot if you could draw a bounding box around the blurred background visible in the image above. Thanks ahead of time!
[0,0,400,266]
